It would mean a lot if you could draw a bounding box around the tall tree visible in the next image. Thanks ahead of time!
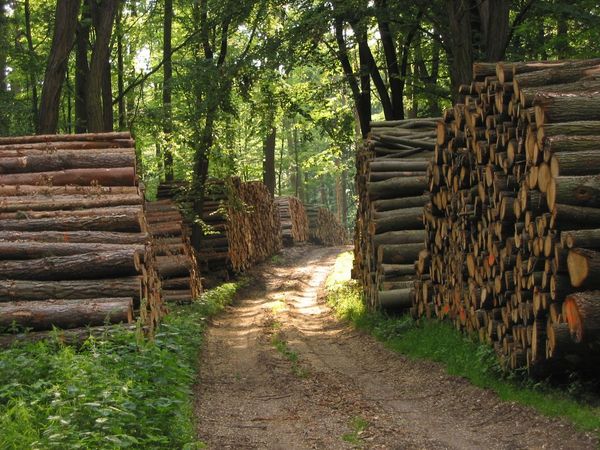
[75,0,90,133]
[38,0,81,134]
[0,0,8,135]
[24,0,39,131]
[86,0,117,132]
[163,0,174,180]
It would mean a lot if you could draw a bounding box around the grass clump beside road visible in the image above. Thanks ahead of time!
[326,252,600,436]
[0,279,246,450]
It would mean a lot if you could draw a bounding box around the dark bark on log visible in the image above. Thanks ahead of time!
[0,277,142,301]
[377,243,424,264]
[0,132,131,145]
[0,185,138,197]
[0,152,135,173]
[0,242,144,260]
[371,194,430,212]
[0,230,148,244]
[367,176,428,200]
[378,288,414,310]
[0,250,141,280]
[0,212,142,233]
[0,298,133,331]
[547,175,600,210]
[564,291,600,343]
[0,167,135,186]
[0,194,142,212]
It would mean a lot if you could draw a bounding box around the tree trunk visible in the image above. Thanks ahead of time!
[24,0,39,132]
[75,0,90,133]
[102,58,114,131]
[0,194,141,212]
[564,291,600,344]
[116,2,125,130]
[0,298,133,331]
[0,241,144,259]
[38,0,82,134]
[0,0,6,135]
[86,0,118,132]
[0,151,135,173]
[163,0,174,180]
[262,126,276,197]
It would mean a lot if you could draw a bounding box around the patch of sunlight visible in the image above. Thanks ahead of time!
[326,251,354,289]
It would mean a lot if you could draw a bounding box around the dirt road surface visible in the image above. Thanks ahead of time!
[194,245,597,449]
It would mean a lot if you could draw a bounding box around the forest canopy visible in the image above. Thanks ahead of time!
[0,0,599,230]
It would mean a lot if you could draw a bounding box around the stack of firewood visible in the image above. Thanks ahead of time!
[275,196,309,246]
[415,58,600,374]
[198,178,282,273]
[0,132,164,343]
[306,205,347,247]
[353,119,438,309]
[146,183,201,304]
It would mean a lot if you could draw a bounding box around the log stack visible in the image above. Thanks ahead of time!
[0,132,164,342]
[198,178,282,273]
[353,118,438,310]
[415,58,600,375]
[306,205,347,247]
[275,196,309,246]
[146,183,201,304]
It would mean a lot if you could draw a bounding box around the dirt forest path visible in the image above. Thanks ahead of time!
[194,245,597,449]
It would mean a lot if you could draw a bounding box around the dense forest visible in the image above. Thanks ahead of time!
[0,0,599,233]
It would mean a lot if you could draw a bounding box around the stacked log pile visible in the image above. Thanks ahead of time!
[275,196,309,246]
[146,183,201,304]
[306,205,347,246]
[0,132,164,342]
[415,58,600,374]
[353,118,438,310]
[198,178,282,273]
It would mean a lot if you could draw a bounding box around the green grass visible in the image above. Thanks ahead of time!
[271,331,309,378]
[326,252,600,437]
[0,279,246,449]
[341,416,369,446]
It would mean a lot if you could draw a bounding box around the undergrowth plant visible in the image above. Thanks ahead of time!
[0,279,246,449]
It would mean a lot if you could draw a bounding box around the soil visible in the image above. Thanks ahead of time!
[194,244,598,449]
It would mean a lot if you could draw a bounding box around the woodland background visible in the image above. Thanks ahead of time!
[0,0,598,230]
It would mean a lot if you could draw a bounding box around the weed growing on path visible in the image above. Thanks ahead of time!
[0,279,246,449]
[271,331,309,378]
[325,252,600,437]
[342,416,370,446]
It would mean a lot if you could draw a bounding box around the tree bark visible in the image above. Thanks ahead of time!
[0,167,135,186]
[263,127,276,197]
[0,212,142,233]
[38,0,82,134]
[0,242,144,260]
[0,152,135,173]
[0,230,148,244]
[163,0,174,180]
[86,0,118,132]
[24,0,39,132]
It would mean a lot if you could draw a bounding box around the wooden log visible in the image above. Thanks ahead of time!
[0,152,135,173]
[0,194,142,212]
[370,207,423,234]
[0,167,135,186]
[369,160,429,172]
[379,264,417,277]
[0,277,142,301]
[0,242,145,259]
[0,298,133,331]
[377,243,424,264]
[534,92,600,125]
[552,204,600,230]
[0,205,142,220]
[564,291,600,343]
[371,194,430,212]
[0,250,141,280]
[0,230,149,244]
[568,248,600,289]
[367,176,428,200]
[372,229,426,249]
[378,288,414,309]
[0,212,142,232]
[547,175,600,210]
[564,229,600,249]
[549,151,600,178]
[161,277,191,290]
[514,61,600,95]
[155,255,192,278]
[537,121,600,146]
[0,185,139,196]
[0,131,131,145]
[162,290,192,303]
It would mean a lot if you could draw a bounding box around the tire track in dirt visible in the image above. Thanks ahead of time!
[194,244,597,449]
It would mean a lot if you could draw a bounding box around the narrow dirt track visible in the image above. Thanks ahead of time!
[194,245,597,449]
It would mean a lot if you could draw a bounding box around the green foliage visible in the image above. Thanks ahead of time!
[0,279,246,449]
[325,253,600,437]
[342,416,369,445]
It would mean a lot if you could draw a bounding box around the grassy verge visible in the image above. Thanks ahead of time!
[326,252,600,436]
[0,279,246,449]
